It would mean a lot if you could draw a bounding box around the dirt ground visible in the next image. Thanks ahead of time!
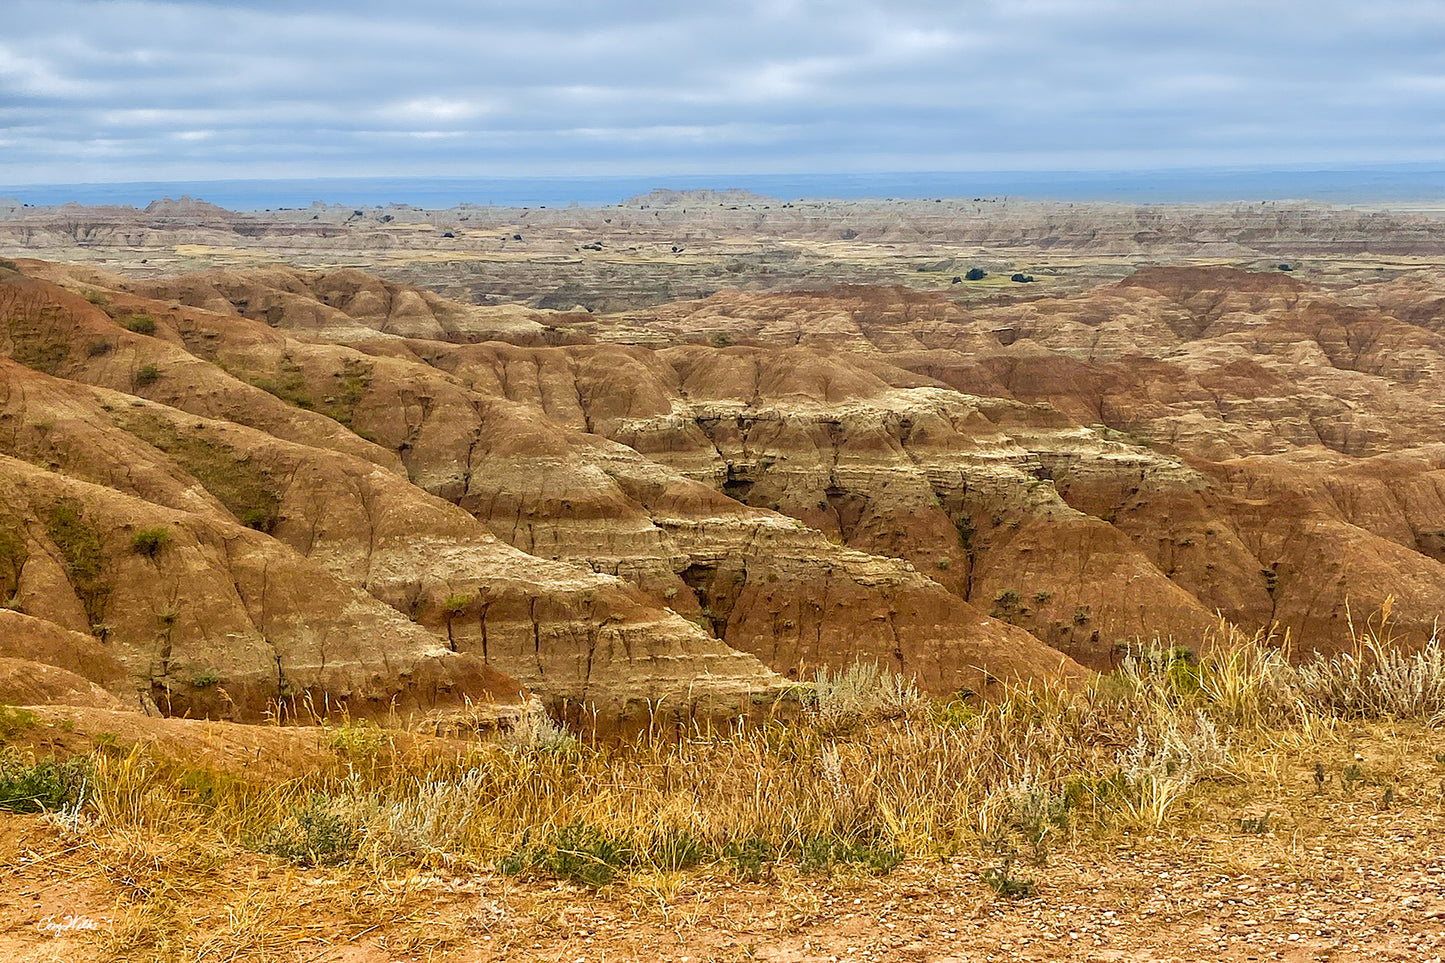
[4,787,1442,963]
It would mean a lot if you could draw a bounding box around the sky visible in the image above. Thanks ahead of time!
[2,0,1444,184]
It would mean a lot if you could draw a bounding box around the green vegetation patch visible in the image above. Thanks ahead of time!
[498,822,903,888]
[0,704,38,741]
[123,312,157,335]
[326,356,373,427]
[0,528,28,606]
[249,354,315,410]
[250,795,360,867]
[131,526,171,558]
[499,821,637,888]
[43,502,109,623]
[798,834,904,876]
[0,751,91,813]
[4,302,71,375]
[120,413,282,533]
[244,354,373,428]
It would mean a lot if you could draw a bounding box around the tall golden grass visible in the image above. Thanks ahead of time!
[37,610,1436,888]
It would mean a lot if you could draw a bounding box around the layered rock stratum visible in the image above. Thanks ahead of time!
[2,194,1443,728]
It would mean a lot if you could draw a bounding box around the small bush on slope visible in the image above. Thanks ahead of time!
[131,526,171,558]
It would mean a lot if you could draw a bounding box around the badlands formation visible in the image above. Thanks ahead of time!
[2,193,1445,729]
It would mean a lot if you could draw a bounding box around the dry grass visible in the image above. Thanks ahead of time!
[46,616,1438,879]
[4,610,1442,959]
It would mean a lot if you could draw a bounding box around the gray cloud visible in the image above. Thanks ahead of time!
[0,0,1442,182]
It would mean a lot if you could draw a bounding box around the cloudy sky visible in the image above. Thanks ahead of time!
[2,0,1443,184]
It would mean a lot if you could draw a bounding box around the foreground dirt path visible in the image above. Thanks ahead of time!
[4,798,1443,963]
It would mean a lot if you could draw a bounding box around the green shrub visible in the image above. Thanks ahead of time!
[0,752,91,813]
[240,508,276,532]
[931,698,978,729]
[131,526,171,558]
[501,713,579,752]
[798,835,904,876]
[981,858,1036,898]
[251,796,359,866]
[134,364,161,387]
[991,589,1023,621]
[722,837,776,881]
[804,662,922,734]
[649,830,712,872]
[499,821,634,888]
[86,339,114,357]
[124,313,157,335]
[1005,778,1071,866]
[328,721,385,758]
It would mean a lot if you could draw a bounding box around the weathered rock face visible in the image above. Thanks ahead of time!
[0,451,531,723]
[210,263,1444,663]
[0,657,128,709]
[0,265,792,726]
[8,197,1445,267]
[564,270,1445,656]
[0,610,130,706]
[10,248,1442,722]
[123,267,592,346]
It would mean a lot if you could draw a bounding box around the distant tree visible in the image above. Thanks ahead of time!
[1278,263,1293,271]
[965,268,986,281]
[1010,273,1035,283]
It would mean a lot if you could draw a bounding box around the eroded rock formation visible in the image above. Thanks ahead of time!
[4,246,1442,729]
